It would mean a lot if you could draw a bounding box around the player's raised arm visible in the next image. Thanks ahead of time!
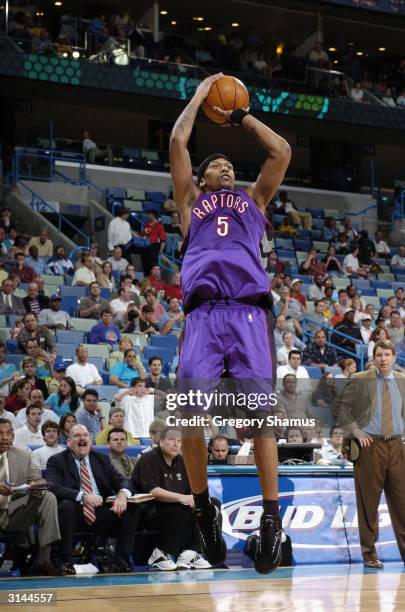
[169,73,224,213]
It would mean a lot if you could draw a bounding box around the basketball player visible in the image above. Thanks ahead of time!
[169,73,291,573]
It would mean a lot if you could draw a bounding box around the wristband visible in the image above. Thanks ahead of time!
[229,108,249,126]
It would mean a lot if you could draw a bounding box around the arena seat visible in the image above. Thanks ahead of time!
[274,238,294,249]
[312,219,325,230]
[376,288,395,298]
[143,346,175,364]
[94,445,146,456]
[143,201,163,213]
[56,330,85,344]
[294,238,312,251]
[84,344,110,359]
[55,343,76,361]
[371,280,391,289]
[145,191,165,203]
[5,354,23,368]
[312,241,329,252]
[60,296,77,316]
[106,187,127,200]
[70,318,98,332]
[149,334,178,352]
[391,281,405,291]
[87,357,105,372]
[59,286,87,299]
[306,208,324,218]
[295,274,312,284]
[87,385,119,402]
[352,279,371,289]
[310,229,323,240]
[360,288,377,296]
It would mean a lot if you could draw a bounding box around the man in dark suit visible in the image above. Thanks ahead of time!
[0,278,25,316]
[334,340,405,568]
[46,424,138,574]
[23,282,49,314]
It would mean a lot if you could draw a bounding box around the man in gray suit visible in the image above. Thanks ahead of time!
[0,278,25,316]
[0,417,61,575]
[334,340,405,568]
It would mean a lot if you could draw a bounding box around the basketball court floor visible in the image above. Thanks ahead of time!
[1,562,404,611]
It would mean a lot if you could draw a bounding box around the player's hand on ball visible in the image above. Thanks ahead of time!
[194,73,224,103]
[212,106,250,127]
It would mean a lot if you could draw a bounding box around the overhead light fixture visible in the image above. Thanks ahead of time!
[160,10,168,15]
[62,52,68,58]
[35,11,44,16]
[328,47,337,52]
[378,47,386,51]
[204,26,212,31]
[193,17,204,21]
[333,60,338,64]
[171,20,177,25]
[356,51,364,56]
[231,22,239,27]
[72,50,80,59]
[54,1,62,6]
[276,43,284,56]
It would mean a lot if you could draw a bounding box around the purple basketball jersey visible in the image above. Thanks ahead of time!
[181,188,270,309]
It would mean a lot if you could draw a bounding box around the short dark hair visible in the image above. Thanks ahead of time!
[100,308,112,317]
[288,350,301,360]
[89,282,100,290]
[26,402,42,416]
[148,356,162,366]
[118,207,129,217]
[0,417,13,430]
[59,412,76,430]
[314,299,326,307]
[107,427,128,442]
[41,420,60,436]
[131,377,146,387]
[124,348,137,358]
[23,312,38,323]
[142,305,154,314]
[329,426,342,438]
[83,389,99,400]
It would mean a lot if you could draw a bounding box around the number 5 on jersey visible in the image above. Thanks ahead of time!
[216,216,229,237]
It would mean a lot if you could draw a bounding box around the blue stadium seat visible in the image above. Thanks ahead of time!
[143,201,163,214]
[89,385,119,401]
[6,340,18,354]
[352,279,371,289]
[274,238,294,249]
[272,214,284,227]
[107,187,127,200]
[5,354,23,368]
[8,315,19,327]
[275,249,296,259]
[145,191,165,203]
[95,445,146,457]
[312,219,325,230]
[371,280,391,289]
[100,288,111,299]
[59,286,87,299]
[161,215,172,225]
[391,281,405,291]
[296,229,311,239]
[306,208,324,218]
[305,366,322,379]
[360,288,377,296]
[60,296,77,316]
[143,346,175,364]
[295,274,312,284]
[55,343,76,361]
[56,330,85,345]
[391,268,404,277]
[294,238,312,251]
[310,229,322,240]
[140,437,152,446]
[150,334,178,352]
[87,357,105,371]
[395,275,405,283]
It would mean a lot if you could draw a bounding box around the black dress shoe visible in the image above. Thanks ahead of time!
[62,562,76,575]
[109,559,132,573]
[32,560,63,576]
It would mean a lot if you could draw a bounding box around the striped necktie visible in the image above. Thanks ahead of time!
[382,378,393,439]
[80,459,96,525]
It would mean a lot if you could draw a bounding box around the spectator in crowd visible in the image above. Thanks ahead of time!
[0,341,18,387]
[24,338,53,380]
[25,245,47,276]
[17,312,56,355]
[132,427,211,570]
[308,41,329,68]
[96,261,116,291]
[0,417,61,576]
[109,348,145,388]
[332,309,363,356]
[82,130,112,165]
[79,281,110,319]
[335,357,357,379]
[5,379,31,414]
[307,274,325,302]
[343,244,370,278]
[350,81,364,103]
[303,329,338,368]
[335,232,350,255]
[274,286,305,323]
[38,295,73,330]
[140,211,166,275]
[0,390,18,429]
[306,299,330,333]
[28,228,53,258]
[47,245,75,277]
[316,427,349,465]
[107,427,137,478]
[373,232,391,260]
[32,275,47,298]
[75,389,105,442]
[12,252,36,283]
[397,88,405,107]
[311,372,338,408]
[116,378,157,438]
[360,314,374,344]
[145,356,172,393]
[146,265,169,294]
[274,314,305,351]
[274,191,312,229]
[382,87,396,107]
[391,246,405,268]
[59,412,76,444]
[139,305,160,335]
[289,279,306,309]
[46,423,137,575]
[89,309,120,347]
[277,350,310,383]
[0,278,25,315]
[141,289,165,323]
[357,231,376,266]
[109,286,133,325]
[367,327,389,361]
[96,406,138,446]
[276,331,298,366]
[159,297,185,338]
[108,336,135,369]
[322,217,338,242]
[32,420,65,469]
[279,216,297,237]
[107,207,132,253]
[107,246,128,274]
[46,377,81,418]
[323,245,344,276]
[15,389,58,428]
[20,355,49,398]
[66,345,102,393]
[118,276,141,306]
[2,226,17,251]
[286,427,304,443]
[300,248,327,277]
[121,306,140,335]
[72,253,96,287]
[14,403,45,448]
[386,310,404,345]
[209,436,230,463]
[23,282,49,315]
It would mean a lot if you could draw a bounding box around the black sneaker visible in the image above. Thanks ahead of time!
[255,513,282,574]
[195,503,227,566]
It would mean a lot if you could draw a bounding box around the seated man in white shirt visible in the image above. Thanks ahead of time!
[14,403,45,448]
[115,378,164,438]
[276,331,298,365]
[109,286,134,326]
[277,350,310,391]
[66,345,102,395]
[32,420,65,469]
[107,246,129,273]
[107,208,133,253]
[15,389,59,429]
[72,253,96,287]
[343,244,370,279]
[316,427,350,466]
[391,246,405,269]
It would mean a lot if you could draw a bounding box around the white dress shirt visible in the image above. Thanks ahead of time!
[121,394,155,437]
[72,267,96,286]
[32,444,65,469]
[66,362,102,387]
[108,217,132,251]
[14,425,44,448]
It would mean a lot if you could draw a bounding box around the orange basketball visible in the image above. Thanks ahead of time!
[203,75,249,124]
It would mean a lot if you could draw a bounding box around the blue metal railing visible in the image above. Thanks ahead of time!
[301,317,366,371]
[12,147,86,184]
[18,180,90,248]
[392,189,405,227]
[346,203,377,218]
